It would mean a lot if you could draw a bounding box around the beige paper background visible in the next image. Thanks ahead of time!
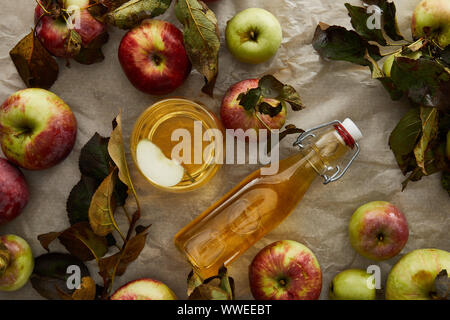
[0,0,449,300]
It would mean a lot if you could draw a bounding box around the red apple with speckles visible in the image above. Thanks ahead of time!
[220,79,287,135]
[110,278,177,300]
[0,88,77,170]
[249,240,322,300]
[0,158,29,225]
[35,0,107,59]
[349,201,409,261]
[118,20,191,95]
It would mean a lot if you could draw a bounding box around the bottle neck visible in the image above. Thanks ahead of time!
[301,127,353,178]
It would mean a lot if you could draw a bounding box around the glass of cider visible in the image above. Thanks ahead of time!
[130,98,224,192]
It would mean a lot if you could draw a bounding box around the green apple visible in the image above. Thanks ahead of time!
[226,8,282,64]
[329,269,376,300]
[411,0,450,48]
[386,248,450,300]
[383,51,422,77]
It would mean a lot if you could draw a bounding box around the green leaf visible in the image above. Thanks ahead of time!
[74,32,109,65]
[89,169,123,238]
[313,23,382,66]
[187,270,203,296]
[258,101,283,117]
[79,133,112,182]
[175,0,220,96]
[106,0,172,29]
[238,87,262,111]
[66,29,82,57]
[259,75,304,111]
[414,107,439,174]
[98,227,150,293]
[345,3,386,45]
[31,253,90,300]
[391,57,450,110]
[389,107,422,156]
[58,222,109,261]
[67,175,99,225]
[9,31,59,90]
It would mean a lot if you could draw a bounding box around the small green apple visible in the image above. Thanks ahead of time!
[329,269,376,300]
[411,0,450,48]
[226,8,282,64]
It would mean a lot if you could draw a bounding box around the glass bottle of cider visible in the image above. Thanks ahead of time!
[174,119,363,279]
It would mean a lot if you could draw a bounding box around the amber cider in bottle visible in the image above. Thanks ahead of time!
[174,119,363,278]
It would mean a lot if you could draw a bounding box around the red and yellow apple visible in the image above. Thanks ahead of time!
[349,201,409,261]
[118,20,191,95]
[386,248,450,300]
[0,88,77,170]
[0,235,34,292]
[249,240,322,300]
[0,158,29,225]
[220,79,287,133]
[35,0,107,59]
[110,278,177,300]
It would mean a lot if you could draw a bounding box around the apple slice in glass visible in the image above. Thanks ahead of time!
[136,139,184,188]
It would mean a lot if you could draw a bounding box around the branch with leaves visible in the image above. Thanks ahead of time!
[33,113,149,300]
[312,0,450,195]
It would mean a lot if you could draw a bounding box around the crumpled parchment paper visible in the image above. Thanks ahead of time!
[0,0,449,300]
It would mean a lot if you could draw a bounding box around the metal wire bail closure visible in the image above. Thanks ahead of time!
[293,120,360,185]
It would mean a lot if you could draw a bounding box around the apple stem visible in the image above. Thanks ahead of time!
[0,243,11,277]
[249,31,257,41]
[35,0,51,15]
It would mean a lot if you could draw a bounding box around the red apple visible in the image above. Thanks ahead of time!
[0,235,34,292]
[220,79,287,133]
[349,201,409,261]
[110,278,177,300]
[35,0,107,58]
[118,20,192,95]
[0,88,77,170]
[0,158,29,225]
[249,240,322,300]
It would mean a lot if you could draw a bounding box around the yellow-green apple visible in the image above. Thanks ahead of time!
[0,158,29,225]
[110,278,177,300]
[0,88,77,170]
[329,269,376,300]
[386,248,450,300]
[412,0,450,48]
[0,235,34,292]
[220,79,287,133]
[349,201,409,261]
[118,20,191,95]
[226,8,282,64]
[249,240,322,300]
[35,0,107,59]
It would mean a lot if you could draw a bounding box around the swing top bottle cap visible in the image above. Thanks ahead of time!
[342,118,363,141]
